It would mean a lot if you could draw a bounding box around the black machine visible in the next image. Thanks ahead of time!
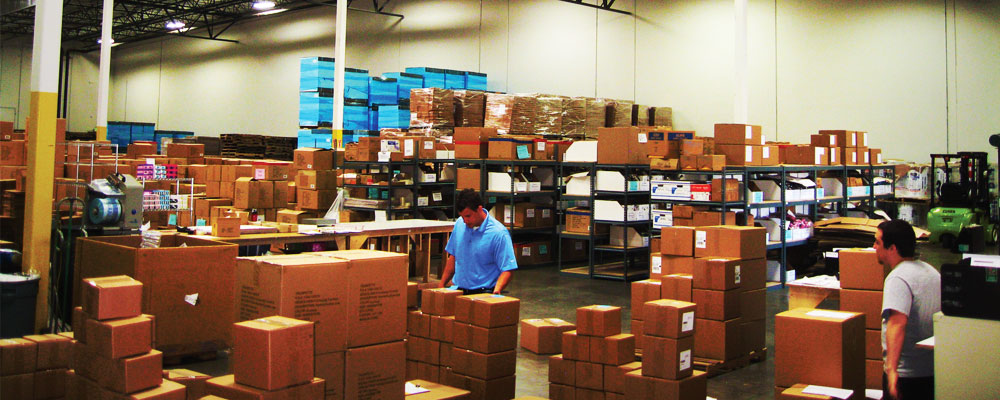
[942,256,1000,321]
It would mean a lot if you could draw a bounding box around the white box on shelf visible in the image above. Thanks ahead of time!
[758,218,781,242]
[746,181,765,204]
[651,180,691,201]
[595,200,650,222]
[610,225,648,248]
[596,170,627,192]
[652,209,673,228]
[488,172,531,193]
[563,141,598,162]
[789,178,817,201]
[821,178,845,197]
[752,180,782,201]
[766,260,795,282]
[564,172,591,196]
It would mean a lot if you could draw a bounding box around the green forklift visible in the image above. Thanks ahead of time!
[926,151,997,249]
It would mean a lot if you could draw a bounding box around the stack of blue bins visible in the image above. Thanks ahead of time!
[300,57,336,91]
[444,69,466,90]
[405,67,446,89]
[344,68,370,101]
[297,129,334,149]
[382,72,423,100]
[343,99,370,131]
[465,72,488,91]
[107,122,156,152]
[299,57,336,127]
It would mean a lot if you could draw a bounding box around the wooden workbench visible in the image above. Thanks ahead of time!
[189,219,455,282]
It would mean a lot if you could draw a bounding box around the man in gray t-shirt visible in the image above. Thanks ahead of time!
[875,220,940,400]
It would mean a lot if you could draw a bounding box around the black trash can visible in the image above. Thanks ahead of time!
[1,273,39,338]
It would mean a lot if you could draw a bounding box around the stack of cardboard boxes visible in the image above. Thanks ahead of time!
[407,288,461,383]
[234,249,408,399]
[628,278,663,350]
[837,248,891,390]
[294,147,337,212]
[713,124,779,167]
[0,332,72,399]
[206,316,325,397]
[447,294,520,400]
[623,299,707,400]
[70,275,187,399]
[774,308,866,397]
[549,305,637,400]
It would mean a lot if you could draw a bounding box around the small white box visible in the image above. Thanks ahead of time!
[753,180,782,202]
[652,209,673,228]
[594,200,625,222]
[563,141,598,162]
[564,172,591,196]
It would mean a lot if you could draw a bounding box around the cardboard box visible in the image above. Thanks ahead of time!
[661,274,694,302]
[660,227,694,256]
[740,289,767,321]
[234,178,273,209]
[488,136,534,160]
[407,335,441,365]
[740,258,767,291]
[810,134,838,148]
[841,147,860,165]
[692,289,741,321]
[406,282,419,309]
[866,329,881,360]
[626,369,707,400]
[456,168,482,191]
[83,275,143,321]
[643,335,694,380]
[165,143,205,158]
[212,217,240,237]
[694,318,743,361]
[453,294,520,328]
[570,361,601,391]
[828,148,840,165]
[576,305,622,337]
[715,124,764,145]
[85,314,153,359]
[597,127,649,165]
[206,375,325,399]
[696,226,766,259]
[520,318,575,354]
[647,132,680,158]
[454,128,498,159]
[774,308,865,393]
[0,338,37,376]
[710,178,741,202]
[840,289,883,330]
[23,334,71,370]
[662,256,694,276]
[548,354,575,386]
[560,331,591,362]
[644,299,696,339]
[345,341,406,400]
[253,163,291,181]
[453,323,517,354]
[408,310,432,338]
[838,249,890,291]
[430,315,455,343]
[296,170,337,190]
[0,372,32,399]
[630,279,662,321]
[692,258,742,291]
[697,154,726,171]
[869,148,882,165]
[603,361,641,394]
[592,334,635,366]
[630,319,644,350]
[741,318,766,354]
[450,348,516,380]
[866,359,883,390]
[293,148,334,170]
[164,368,211,400]
[680,139,704,156]
[819,130,858,148]
[423,288,463,316]
[233,316,314,391]
[691,211,739,227]
[0,140,26,165]
[275,209,314,224]
[714,144,762,166]
[297,189,337,210]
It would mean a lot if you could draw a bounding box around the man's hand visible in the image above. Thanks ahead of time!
[884,310,908,400]
[886,369,899,400]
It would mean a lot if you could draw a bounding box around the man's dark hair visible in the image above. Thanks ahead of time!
[455,189,483,212]
[878,219,917,258]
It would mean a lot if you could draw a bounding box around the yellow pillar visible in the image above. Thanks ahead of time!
[25,0,64,332]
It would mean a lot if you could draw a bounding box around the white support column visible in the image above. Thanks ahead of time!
[332,0,347,135]
[26,0,64,331]
[96,0,113,141]
[733,0,749,124]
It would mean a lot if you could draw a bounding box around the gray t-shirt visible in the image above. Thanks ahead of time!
[881,259,940,377]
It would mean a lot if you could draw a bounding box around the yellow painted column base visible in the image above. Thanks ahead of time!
[96,126,107,141]
[25,91,58,332]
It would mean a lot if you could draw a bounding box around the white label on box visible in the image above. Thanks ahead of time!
[404,140,414,157]
[852,152,857,163]
[637,133,648,143]
[527,209,535,218]
[417,197,429,206]
[504,206,513,224]
[529,182,541,192]
[806,310,855,320]
[424,141,434,150]
[184,293,199,306]
[877,154,883,164]
[829,136,837,146]
[850,134,857,146]
[745,125,753,139]
[423,174,437,183]
[146,158,156,165]
[381,140,400,152]
[815,150,822,165]
[254,168,266,180]
[542,209,551,218]
[681,311,694,332]
[734,265,741,284]
[679,349,692,371]
[640,180,650,191]
[864,152,870,164]
[433,192,443,202]
[537,141,546,151]
[745,146,753,162]
[522,247,531,256]
[862,133,868,147]
[695,230,707,248]
[378,151,391,162]
[651,256,662,274]
[515,182,528,192]
[763,146,770,159]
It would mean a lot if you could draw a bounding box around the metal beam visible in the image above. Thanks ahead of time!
[557,0,631,15]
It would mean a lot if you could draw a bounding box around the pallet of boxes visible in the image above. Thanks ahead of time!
[549,305,638,400]
[235,249,409,399]
[69,275,188,399]
[837,248,892,392]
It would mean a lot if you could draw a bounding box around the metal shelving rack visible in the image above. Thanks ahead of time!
[557,161,599,277]
[591,164,651,281]
[340,155,457,220]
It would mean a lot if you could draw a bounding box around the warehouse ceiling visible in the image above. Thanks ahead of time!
[0,0,399,51]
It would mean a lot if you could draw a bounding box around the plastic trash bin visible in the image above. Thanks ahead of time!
[1,272,39,338]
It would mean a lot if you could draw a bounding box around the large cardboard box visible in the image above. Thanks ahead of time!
[548,354,575,387]
[453,323,517,354]
[345,341,405,400]
[643,335,694,380]
[85,315,153,359]
[422,288,463,316]
[662,256,694,276]
[453,294,520,328]
[630,279,662,321]
[447,373,515,400]
[740,258,767,291]
[520,318,574,354]
[82,275,143,321]
[644,299,696,339]
[296,170,338,190]
[714,124,764,145]
[838,249,890,291]
[23,334,71,370]
[576,305,622,337]
[206,375,325,399]
[591,334,635,366]
[740,289,767,321]
[692,289,741,321]
[408,310,432,339]
[774,308,865,393]
[454,128,498,159]
[233,316,315,391]
[293,148,334,170]
[0,372,32,399]
[693,318,742,361]
[234,178,274,209]
[692,258,742,291]
[625,369,707,400]
[840,289,884,330]
[1,338,37,375]
[430,315,455,343]
[73,235,238,349]
[695,226,766,259]
[488,136,534,160]
[32,368,67,399]
[660,273,693,302]
[714,144,762,166]
[297,189,337,210]
[866,359,883,390]
[450,348,516,380]
[660,226,694,256]
[819,130,858,148]
[597,127,649,165]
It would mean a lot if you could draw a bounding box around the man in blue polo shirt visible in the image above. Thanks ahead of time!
[440,189,517,294]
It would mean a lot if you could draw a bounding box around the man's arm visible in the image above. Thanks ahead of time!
[493,270,512,294]
[440,254,456,288]
[884,310,908,400]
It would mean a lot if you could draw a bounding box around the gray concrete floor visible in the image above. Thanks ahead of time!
[178,240,988,399]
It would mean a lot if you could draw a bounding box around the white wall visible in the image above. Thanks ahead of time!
[2,0,998,162]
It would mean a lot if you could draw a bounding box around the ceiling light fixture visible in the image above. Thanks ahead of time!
[97,38,122,47]
[252,0,276,10]
[165,20,186,30]
[255,8,286,16]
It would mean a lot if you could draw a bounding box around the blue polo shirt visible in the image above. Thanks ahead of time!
[444,212,518,290]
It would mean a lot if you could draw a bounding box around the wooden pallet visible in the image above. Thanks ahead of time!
[692,348,768,378]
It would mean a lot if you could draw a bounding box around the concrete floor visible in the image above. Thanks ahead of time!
[179,240,986,399]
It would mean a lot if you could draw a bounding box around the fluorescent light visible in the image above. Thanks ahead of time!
[255,8,286,16]
[252,0,276,10]
[165,20,185,30]
[97,38,114,44]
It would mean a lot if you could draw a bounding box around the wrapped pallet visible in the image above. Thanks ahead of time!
[561,97,586,137]
[535,95,564,135]
[632,104,650,126]
[584,98,607,139]
[485,93,514,134]
[650,106,673,127]
[453,90,486,128]
[409,88,455,137]
[607,99,633,127]
[510,94,541,135]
